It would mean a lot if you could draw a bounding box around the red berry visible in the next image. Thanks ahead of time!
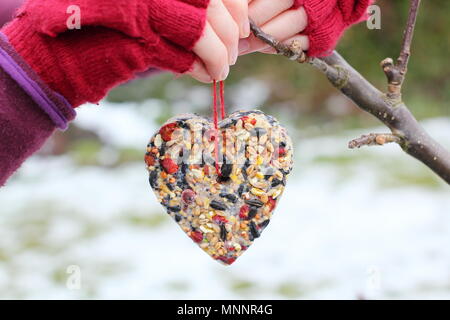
[190,231,203,243]
[240,116,257,126]
[144,153,155,166]
[205,129,218,142]
[239,205,249,219]
[161,158,179,174]
[215,256,225,263]
[216,256,236,265]
[203,165,209,175]
[278,147,287,157]
[267,197,277,212]
[213,215,228,224]
[159,123,177,141]
[181,189,196,204]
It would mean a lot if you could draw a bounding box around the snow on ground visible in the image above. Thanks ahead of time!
[0,100,449,299]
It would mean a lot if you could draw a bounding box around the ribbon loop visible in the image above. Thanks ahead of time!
[212,80,226,176]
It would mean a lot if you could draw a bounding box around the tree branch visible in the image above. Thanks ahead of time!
[349,133,401,149]
[249,1,450,185]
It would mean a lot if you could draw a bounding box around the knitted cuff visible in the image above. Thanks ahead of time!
[294,0,338,31]
[294,0,372,57]
[3,16,198,107]
[0,31,75,129]
[2,0,206,106]
[305,7,347,57]
[2,18,81,104]
[338,0,372,25]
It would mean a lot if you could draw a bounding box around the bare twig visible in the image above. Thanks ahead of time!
[349,133,401,149]
[250,20,307,63]
[398,0,421,74]
[250,1,450,184]
[382,0,422,99]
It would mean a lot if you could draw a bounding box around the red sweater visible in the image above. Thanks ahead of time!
[0,0,371,186]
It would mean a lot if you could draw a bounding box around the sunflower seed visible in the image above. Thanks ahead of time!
[220,224,227,241]
[210,200,227,211]
[220,193,238,203]
[249,221,260,239]
[245,199,264,208]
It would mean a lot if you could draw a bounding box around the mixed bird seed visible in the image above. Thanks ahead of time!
[145,110,293,265]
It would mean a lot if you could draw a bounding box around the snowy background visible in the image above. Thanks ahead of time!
[0,77,449,300]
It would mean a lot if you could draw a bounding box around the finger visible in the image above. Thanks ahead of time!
[248,0,295,26]
[223,0,250,38]
[193,22,230,81]
[207,0,240,65]
[185,60,213,83]
[259,35,309,54]
[239,7,308,55]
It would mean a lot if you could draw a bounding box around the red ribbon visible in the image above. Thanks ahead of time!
[212,80,226,176]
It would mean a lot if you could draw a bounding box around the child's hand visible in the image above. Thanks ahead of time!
[239,0,309,56]
[187,0,250,83]
[2,0,250,106]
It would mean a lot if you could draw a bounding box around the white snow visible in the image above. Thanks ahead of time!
[0,99,449,300]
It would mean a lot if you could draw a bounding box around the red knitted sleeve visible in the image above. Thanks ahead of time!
[20,0,208,51]
[294,0,372,57]
[2,0,210,107]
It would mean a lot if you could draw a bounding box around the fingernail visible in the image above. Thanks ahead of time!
[241,19,250,38]
[238,39,250,55]
[220,65,230,80]
[230,48,238,65]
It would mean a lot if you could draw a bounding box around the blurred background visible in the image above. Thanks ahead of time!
[0,1,449,299]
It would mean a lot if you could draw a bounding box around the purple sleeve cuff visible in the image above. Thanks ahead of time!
[0,31,76,186]
[0,32,75,130]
